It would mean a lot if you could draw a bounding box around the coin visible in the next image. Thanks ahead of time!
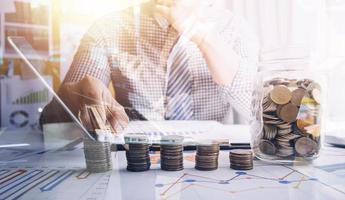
[126,143,151,172]
[277,127,292,135]
[278,103,299,123]
[258,78,322,161]
[263,125,277,140]
[304,124,321,138]
[83,137,112,173]
[299,79,312,89]
[276,123,292,129]
[160,144,184,171]
[263,95,278,112]
[229,150,253,170]
[296,118,314,132]
[291,88,306,106]
[270,85,292,105]
[295,137,318,157]
[276,147,294,157]
[259,140,276,155]
[195,142,219,171]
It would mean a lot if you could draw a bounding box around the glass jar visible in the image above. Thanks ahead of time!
[251,58,325,163]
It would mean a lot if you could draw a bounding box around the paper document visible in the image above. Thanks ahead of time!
[121,121,250,144]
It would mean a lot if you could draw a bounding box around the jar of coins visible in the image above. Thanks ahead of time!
[251,65,324,163]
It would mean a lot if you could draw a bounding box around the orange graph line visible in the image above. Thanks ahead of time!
[161,173,188,196]
[279,170,296,180]
[162,183,195,200]
[159,166,310,198]
[160,172,225,195]
[294,175,306,189]
[185,173,223,182]
[160,172,276,195]
[76,170,91,179]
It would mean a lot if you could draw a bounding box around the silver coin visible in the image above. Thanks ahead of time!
[295,137,318,157]
[259,140,277,155]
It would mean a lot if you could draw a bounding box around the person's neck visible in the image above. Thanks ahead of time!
[139,1,170,31]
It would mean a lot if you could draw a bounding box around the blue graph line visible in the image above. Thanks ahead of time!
[0,170,43,195]
[40,170,74,192]
[284,165,345,195]
[155,170,314,188]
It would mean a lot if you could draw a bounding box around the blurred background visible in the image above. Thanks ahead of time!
[0,0,344,134]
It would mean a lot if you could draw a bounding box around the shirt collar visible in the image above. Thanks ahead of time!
[139,2,170,31]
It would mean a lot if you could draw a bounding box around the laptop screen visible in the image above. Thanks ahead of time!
[7,36,95,141]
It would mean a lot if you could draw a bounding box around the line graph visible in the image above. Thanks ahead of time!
[155,165,345,200]
[0,148,344,200]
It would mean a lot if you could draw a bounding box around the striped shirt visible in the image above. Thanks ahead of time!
[63,5,259,123]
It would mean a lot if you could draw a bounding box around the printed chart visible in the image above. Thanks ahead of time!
[107,151,345,200]
[154,164,345,200]
[0,168,112,200]
[0,145,344,199]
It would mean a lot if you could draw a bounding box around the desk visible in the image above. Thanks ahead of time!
[0,126,345,200]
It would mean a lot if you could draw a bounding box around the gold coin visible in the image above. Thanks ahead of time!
[301,97,317,104]
[291,88,306,106]
[276,105,283,118]
[279,103,298,123]
[305,124,321,137]
[297,118,314,132]
[270,85,292,105]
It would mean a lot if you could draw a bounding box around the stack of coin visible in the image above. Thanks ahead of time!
[229,150,253,170]
[257,78,322,159]
[195,142,220,171]
[125,143,151,172]
[160,135,184,171]
[83,137,112,173]
[160,145,184,171]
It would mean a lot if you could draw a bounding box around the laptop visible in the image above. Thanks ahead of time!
[7,36,95,142]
